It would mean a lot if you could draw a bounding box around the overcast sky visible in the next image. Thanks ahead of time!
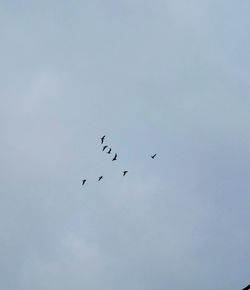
[1,1,250,289]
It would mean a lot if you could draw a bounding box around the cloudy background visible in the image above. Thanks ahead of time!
[1,0,250,289]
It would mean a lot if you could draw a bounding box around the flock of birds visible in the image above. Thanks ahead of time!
[82,135,157,186]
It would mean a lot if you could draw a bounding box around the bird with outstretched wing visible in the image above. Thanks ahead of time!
[101,135,105,144]
[151,153,157,159]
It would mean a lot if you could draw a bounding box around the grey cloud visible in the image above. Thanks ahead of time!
[0,1,249,290]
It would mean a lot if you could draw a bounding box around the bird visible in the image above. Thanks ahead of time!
[151,153,157,159]
[123,171,128,176]
[98,176,103,181]
[112,153,117,161]
[82,179,86,185]
[242,285,250,290]
[107,148,111,154]
[101,135,106,144]
[102,145,108,151]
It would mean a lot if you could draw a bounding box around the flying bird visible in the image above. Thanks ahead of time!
[107,148,112,154]
[242,285,250,290]
[112,153,117,161]
[102,145,108,151]
[101,135,106,144]
[82,179,86,185]
[98,176,103,181]
[151,153,157,159]
[123,171,128,176]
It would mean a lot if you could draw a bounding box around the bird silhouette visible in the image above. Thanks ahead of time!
[151,153,157,159]
[112,153,117,161]
[98,176,103,181]
[242,285,250,290]
[107,148,111,154]
[102,145,108,151]
[82,179,86,185]
[101,135,105,144]
[123,171,128,176]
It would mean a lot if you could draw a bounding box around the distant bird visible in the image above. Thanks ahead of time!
[101,135,106,144]
[102,145,108,151]
[151,153,157,159]
[242,285,250,290]
[98,176,103,181]
[123,171,128,176]
[107,148,112,154]
[112,153,117,161]
[82,179,86,185]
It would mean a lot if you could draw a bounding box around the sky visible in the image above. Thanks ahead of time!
[0,0,250,289]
